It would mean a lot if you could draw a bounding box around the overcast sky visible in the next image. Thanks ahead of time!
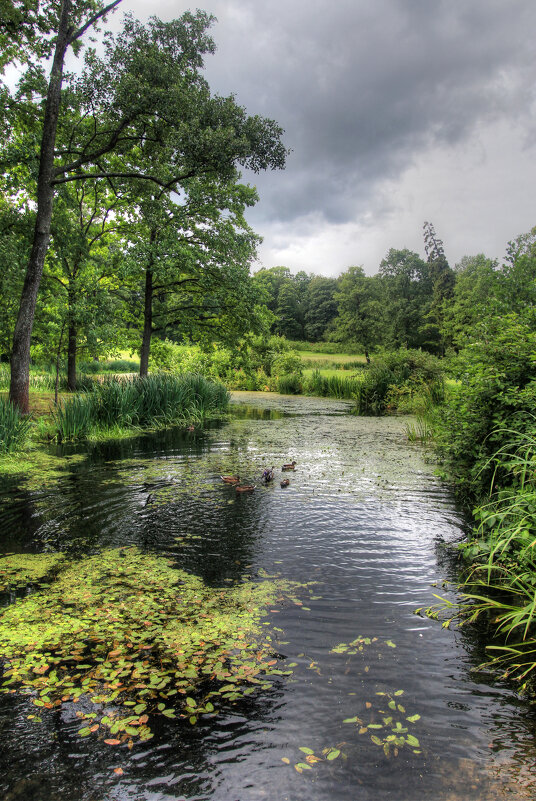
[119,1,535,276]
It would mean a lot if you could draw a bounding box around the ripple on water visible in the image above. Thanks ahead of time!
[0,394,535,800]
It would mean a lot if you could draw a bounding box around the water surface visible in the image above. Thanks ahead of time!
[1,391,536,801]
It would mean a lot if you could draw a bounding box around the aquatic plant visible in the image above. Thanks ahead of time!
[0,398,34,453]
[305,369,362,399]
[0,553,66,592]
[0,548,304,743]
[405,415,434,444]
[49,373,230,440]
[52,393,95,441]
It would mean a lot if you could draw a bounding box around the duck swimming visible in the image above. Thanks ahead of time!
[280,478,290,487]
[282,461,296,471]
[221,475,240,484]
[262,467,275,483]
[235,484,255,493]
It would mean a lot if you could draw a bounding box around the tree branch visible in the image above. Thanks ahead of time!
[67,0,123,46]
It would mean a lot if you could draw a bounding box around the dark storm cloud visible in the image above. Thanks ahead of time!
[190,0,536,225]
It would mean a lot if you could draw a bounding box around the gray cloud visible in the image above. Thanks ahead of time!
[124,0,536,271]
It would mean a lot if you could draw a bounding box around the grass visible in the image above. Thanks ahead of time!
[297,351,367,371]
[52,373,230,442]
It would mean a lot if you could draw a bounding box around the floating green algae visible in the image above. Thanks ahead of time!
[0,548,305,744]
[0,553,66,592]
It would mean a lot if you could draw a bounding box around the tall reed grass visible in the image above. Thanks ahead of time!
[305,369,362,399]
[52,373,229,441]
[427,427,536,691]
[0,398,33,453]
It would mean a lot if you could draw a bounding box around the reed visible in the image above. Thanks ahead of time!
[50,373,229,440]
[52,394,94,441]
[0,398,33,453]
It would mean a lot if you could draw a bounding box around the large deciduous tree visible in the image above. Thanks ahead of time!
[5,6,286,410]
[6,0,122,411]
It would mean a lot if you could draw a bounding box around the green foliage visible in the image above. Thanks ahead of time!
[305,369,362,400]
[435,315,536,497]
[52,393,94,441]
[276,374,302,395]
[0,397,33,452]
[355,349,444,416]
[0,547,304,742]
[51,373,229,441]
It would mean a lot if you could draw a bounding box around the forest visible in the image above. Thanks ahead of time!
[2,2,536,798]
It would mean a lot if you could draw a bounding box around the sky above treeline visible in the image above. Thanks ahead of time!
[106,2,536,275]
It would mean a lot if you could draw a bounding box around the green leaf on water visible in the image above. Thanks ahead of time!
[299,747,314,755]
[326,748,340,761]
[406,714,420,723]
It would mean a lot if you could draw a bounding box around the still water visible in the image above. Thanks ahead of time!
[1,392,536,801]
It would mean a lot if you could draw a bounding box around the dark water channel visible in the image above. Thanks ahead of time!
[1,392,536,801]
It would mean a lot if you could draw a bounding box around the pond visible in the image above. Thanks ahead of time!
[1,391,536,801]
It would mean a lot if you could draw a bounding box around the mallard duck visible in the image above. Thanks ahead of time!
[221,475,240,484]
[280,478,290,488]
[262,467,275,483]
[282,461,296,471]
[235,484,255,493]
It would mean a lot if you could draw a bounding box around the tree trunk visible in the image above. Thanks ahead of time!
[55,320,66,406]
[67,321,77,391]
[9,0,73,412]
[139,266,153,378]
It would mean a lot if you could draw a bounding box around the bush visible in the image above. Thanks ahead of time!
[355,349,445,416]
[435,315,536,499]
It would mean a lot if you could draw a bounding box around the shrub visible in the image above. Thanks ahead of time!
[355,349,444,416]
[435,315,536,499]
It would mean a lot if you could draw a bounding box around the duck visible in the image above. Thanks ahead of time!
[221,475,240,484]
[261,467,275,483]
[235,484,255,493]
[280,478,290,488]
[282,461,297,471]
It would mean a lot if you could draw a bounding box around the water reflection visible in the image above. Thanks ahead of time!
[0,392,535,800]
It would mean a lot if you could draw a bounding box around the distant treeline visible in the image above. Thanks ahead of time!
[252,221,536,361]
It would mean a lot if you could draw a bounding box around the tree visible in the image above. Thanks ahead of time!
[46,180,127,388]
[442,254,500,348]
[331,266,384,361]
[274,280,303,339]
[5,0,122,411]
[304,276,338,341]
[5,7,287,410]
[125,176,263,376]
[422,221,455,354]
[251,266,293,317]
[378,248,433,350]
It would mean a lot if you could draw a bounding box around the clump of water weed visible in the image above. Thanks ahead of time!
[0,553,66,592]
[0,548,305,744]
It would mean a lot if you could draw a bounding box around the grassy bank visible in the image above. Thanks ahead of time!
[426,318,536,692]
